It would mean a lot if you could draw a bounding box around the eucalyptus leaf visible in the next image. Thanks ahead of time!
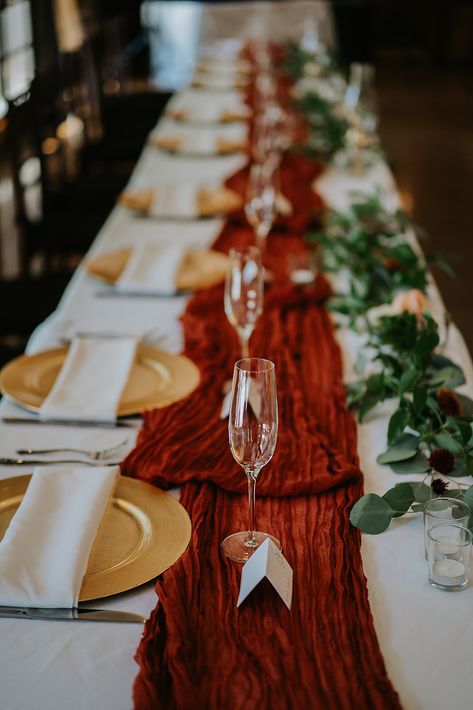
[387,407,410,446]
[457,394,473,418]
[462,485,473,513]
[413,386,428,415]
[377,434,420,464]
[434,432,463,456]
[449,460,469,478]
[390,452,430,474]
[399,366,419,395]
[349,494,394,534]
[383,483,414,517]
[428,366,465,389]
[411,503,424,513]
[408,482,431,503]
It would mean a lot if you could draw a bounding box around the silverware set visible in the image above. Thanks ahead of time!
[0,437,129,466]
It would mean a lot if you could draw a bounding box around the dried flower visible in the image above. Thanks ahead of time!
[431,478,449,495]
[429,448,455,475]
[382,257,401,271]
[392,289,430,317]
[436,389,463,418]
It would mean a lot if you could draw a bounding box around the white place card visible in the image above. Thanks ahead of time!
[237,538,293,609]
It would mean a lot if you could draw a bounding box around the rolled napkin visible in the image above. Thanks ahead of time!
[116,243,185,295]
[40,336,137,422]
[0,465,118,607]
[118,184,242,218]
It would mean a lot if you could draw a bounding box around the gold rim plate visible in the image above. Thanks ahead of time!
[0,345,200,416]
[86,248,228,290]
[0,475,192,601]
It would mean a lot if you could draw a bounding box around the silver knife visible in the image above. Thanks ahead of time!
[0,606,146,623]
[95,289,191,299]
[0,458,120,466]
[1,417,141,429]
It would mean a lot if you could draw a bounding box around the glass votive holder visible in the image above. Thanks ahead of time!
[289,253,317,286]
[427,524,472,592]
[423,497,471,559]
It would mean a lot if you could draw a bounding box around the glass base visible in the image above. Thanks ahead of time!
[429,577,468,592]
[221,531,280,563]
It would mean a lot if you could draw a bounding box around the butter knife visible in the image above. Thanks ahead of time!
[0,458,120,466]
[0,606,146,623]
[1,417,141,429]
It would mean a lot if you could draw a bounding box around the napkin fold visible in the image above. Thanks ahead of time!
[116,243,185,295]
[0,465,118,608]
[40,336,137,423]
[148,184,199,218]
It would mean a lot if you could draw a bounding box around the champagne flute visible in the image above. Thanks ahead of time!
[224,246,263,358]
[244,161,277,253]
[221,358,280,562]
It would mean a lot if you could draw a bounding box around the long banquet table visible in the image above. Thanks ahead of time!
[1,24,473,710]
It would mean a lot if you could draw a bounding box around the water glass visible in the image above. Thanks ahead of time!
[427,524,472,591]
[221,358,280,562]
[244,161,278,252]
[224,246,264,359]
[423,497,471,559]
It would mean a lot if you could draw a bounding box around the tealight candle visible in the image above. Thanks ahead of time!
[433,559,465,579]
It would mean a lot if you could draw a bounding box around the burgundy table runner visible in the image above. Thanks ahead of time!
[121,154,401,709]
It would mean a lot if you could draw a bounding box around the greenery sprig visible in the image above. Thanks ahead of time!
[282,41,342,82]
[293,93,348,161]
[307,192,453,326]
[348,312,473,533]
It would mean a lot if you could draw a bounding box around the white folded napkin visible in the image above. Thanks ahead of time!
[40,336,137,423]
[0,465,118,608]
[152,123,247,156]
[116,243,185,295]
[193,73,245,89]
[149,184,199,218]
[172,101,250,124]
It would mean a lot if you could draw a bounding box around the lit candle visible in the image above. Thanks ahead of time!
[433,559,465,579]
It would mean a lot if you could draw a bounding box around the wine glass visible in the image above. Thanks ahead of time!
[224,246,263,358]
[221,358,280,562]
[244,161,278,253]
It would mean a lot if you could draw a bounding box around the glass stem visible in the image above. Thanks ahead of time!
[245,469,258,548]
[256,225,268,253]
[240,332,249,359]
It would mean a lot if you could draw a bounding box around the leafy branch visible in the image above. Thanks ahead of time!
[307,192,451,325]
[348,312,473,533]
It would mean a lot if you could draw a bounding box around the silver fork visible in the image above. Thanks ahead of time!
[16,438,129,460]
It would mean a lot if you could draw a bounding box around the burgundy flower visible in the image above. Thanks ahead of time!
[431,478,449,495]
[429,448,455,475]
[436,389,463,418]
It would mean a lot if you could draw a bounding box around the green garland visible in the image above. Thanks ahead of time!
[282,42,349,161]
[348,311,473,533]
[307,192,452,327]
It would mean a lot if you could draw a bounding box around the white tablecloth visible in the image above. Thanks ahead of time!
[1,27,472,710]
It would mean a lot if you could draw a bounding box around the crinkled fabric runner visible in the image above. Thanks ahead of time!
[121,153,401,709]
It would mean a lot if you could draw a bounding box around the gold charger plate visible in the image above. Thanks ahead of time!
[0,475,192,601]
[0,345,200,416]
[86,248,228,291]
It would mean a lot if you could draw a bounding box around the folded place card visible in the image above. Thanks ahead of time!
[0,465,118,607]
[237,538,293,609]
[116,243,185,295]
[39,335,137,423]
